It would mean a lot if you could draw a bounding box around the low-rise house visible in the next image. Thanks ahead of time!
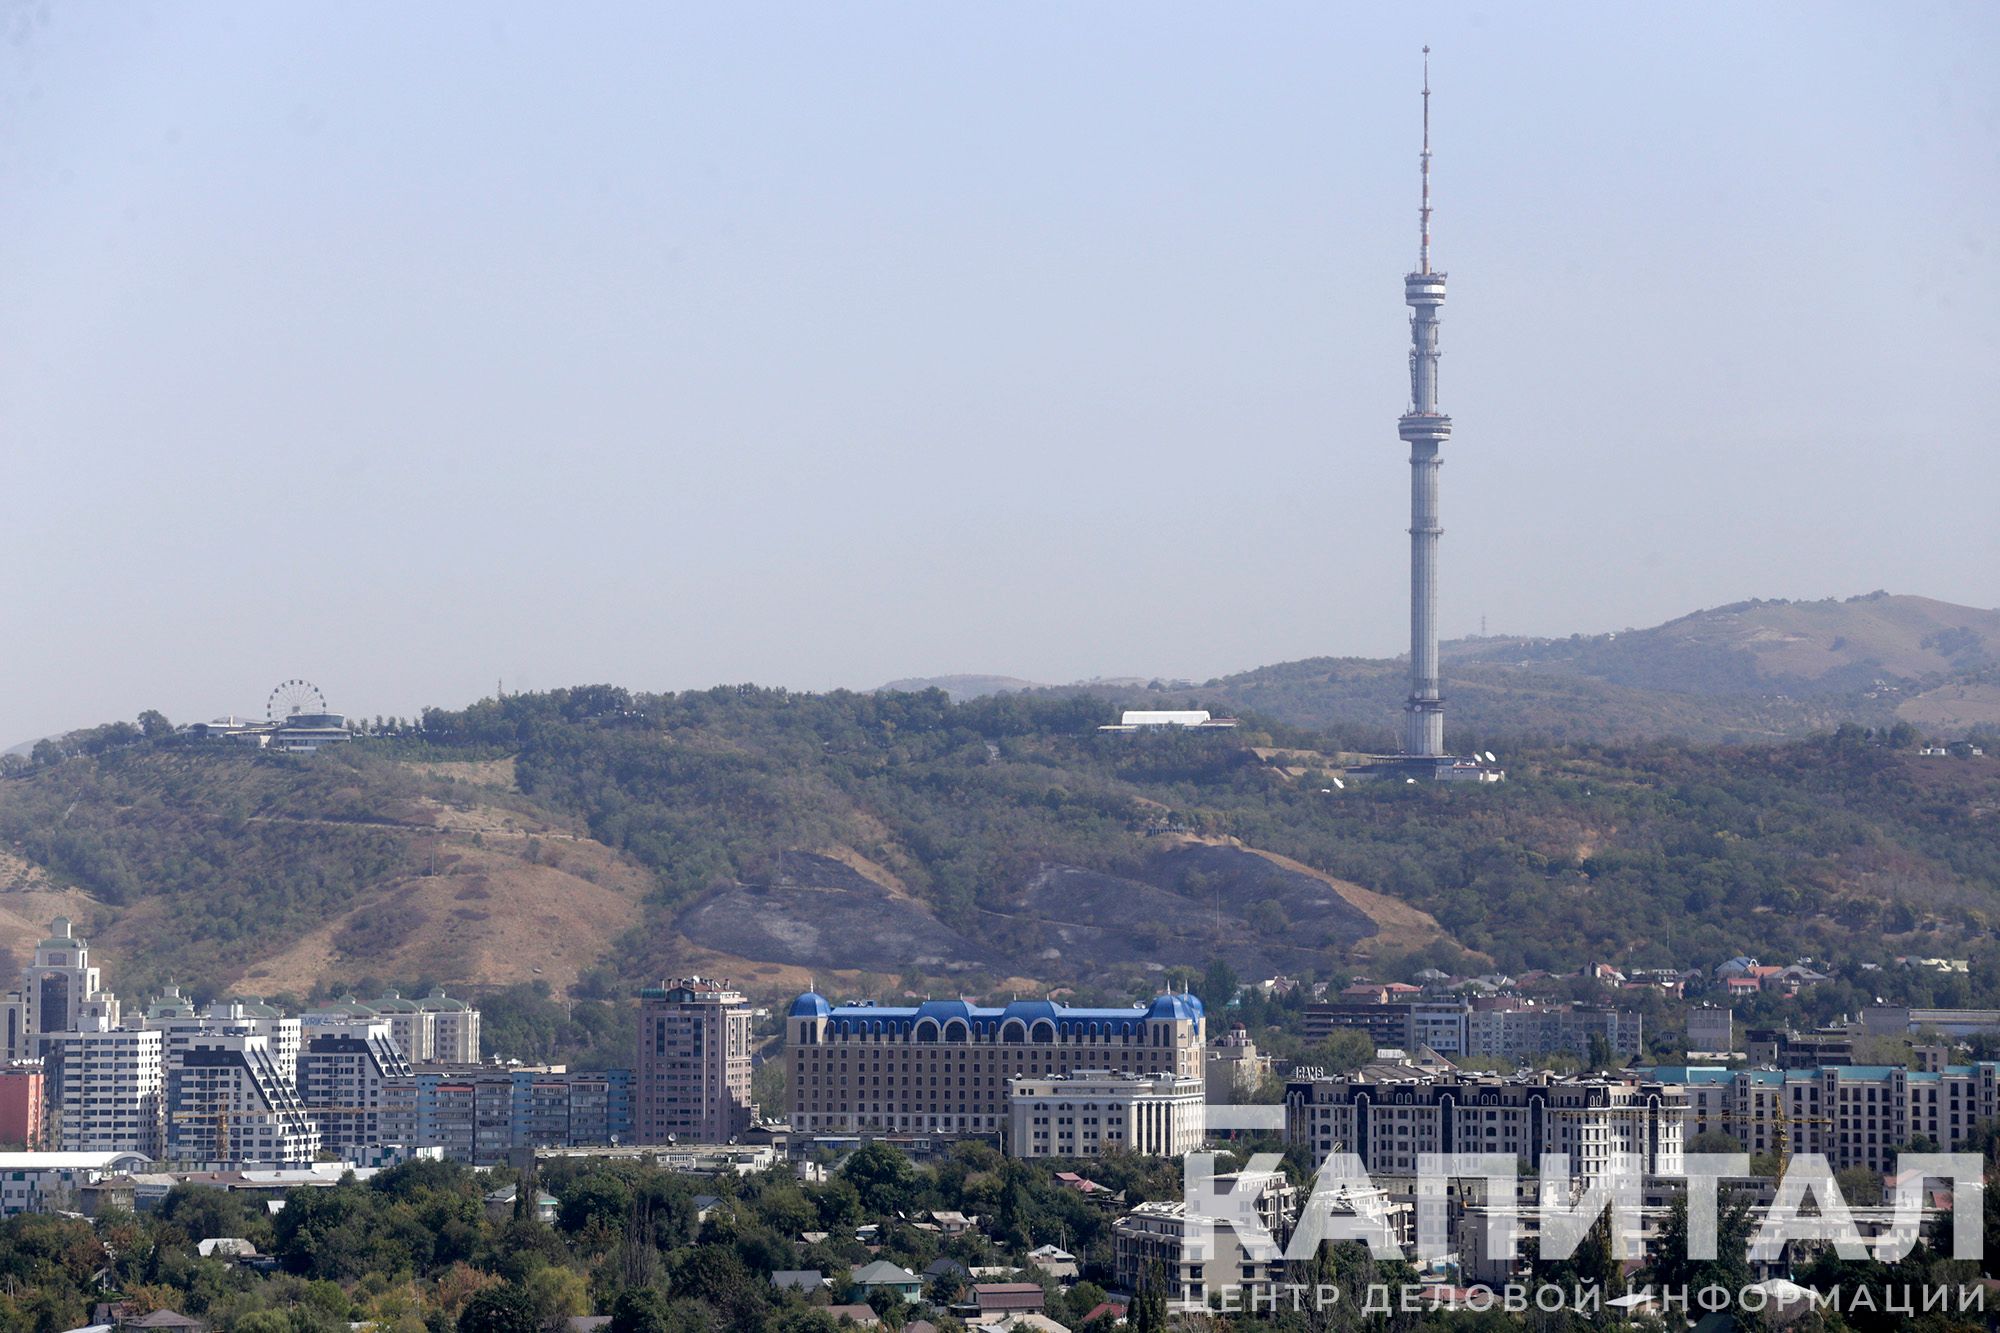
[923,1257,971,1293]
[193,1238,258,1261]
[976,1316,1069,1333]
[1025,1245,1077,1280]
[928,1208,976,1234]
[482,1185,558,1224]
[971,1284,1047,1318]
[849,1260,923,1302]
[120,1314,206,1333]
[771,1270,824,1294]
[824,1305,879,1327]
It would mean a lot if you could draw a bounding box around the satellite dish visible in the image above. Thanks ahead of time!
[1485,750,1497,763]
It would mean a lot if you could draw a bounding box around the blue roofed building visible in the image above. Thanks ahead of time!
[788,992,1204,1139]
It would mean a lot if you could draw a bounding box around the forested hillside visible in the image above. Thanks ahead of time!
[3,685,1998,1016]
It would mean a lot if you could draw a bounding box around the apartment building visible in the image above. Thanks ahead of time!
[636,978,754,1143]
[410,1066,634,1165]
[154,1000,303,1089]
[1303,1003,1423,1050]
[51,1025,163,1156]
[0,1063,45,1148]
[1651,1063,2000,1172]
[1686,1005,1734,1055]
[1467,1005,1645,1064]
[788,993,1206,1137]
[1111,1170,1299,1307]
[164,1028,320,1167]
[1007,1070,1205,1159]
[1308,999,1642,1065]
[304,991,482,1064]
[299,1020,417,1160]
[1284,1070,1687,1185]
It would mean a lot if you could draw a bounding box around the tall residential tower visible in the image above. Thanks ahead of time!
[1398,48,1451,759]
[636,977,754,1143]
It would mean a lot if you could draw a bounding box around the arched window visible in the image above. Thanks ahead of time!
[915,1019,940,1043]
[1030,1019,1056,1044]
[1002,1020,1027,1044]
[944,1019,969,1043]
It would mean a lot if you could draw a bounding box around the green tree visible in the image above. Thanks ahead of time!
[1197,958,1240,1014]
[1313,1028,1375,1074]
[1127,1263,1168,1333]
[458,1286,540,1333]
[608,1288,671,1333]
[1647,1191,1753,1296]
[841,1143,918,1217]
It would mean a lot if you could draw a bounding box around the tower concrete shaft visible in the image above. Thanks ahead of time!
[1396,51,1451,758]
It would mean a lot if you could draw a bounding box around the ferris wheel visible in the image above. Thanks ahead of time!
[267,679,327,722]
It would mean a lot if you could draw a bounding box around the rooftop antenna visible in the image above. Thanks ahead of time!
[1419,46,1433,275]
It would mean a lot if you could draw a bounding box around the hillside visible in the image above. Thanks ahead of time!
[938,593,2000,743]
[2,684,1998,1013]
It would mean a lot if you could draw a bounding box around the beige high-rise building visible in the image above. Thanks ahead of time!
[636,978,753,1143]
[788,994,1205,1138]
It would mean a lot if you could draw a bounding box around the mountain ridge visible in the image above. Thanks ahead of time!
[878,593,2000,743]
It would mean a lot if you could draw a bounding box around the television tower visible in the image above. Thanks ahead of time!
[1397,48,1451,759]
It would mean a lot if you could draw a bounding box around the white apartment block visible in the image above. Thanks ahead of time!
[1408,1001,1469,1056]
[1008,1070,1205,1158]
[53,1025,163,1156]
[1285,1071,1687,1185]
[165,1029,320,1167]
[153,1001,302,1090]
[306,991,481,1065]
[1465,1005,1645,1064]
[299,1020,417,1161]
[1112,1171,1298,1307]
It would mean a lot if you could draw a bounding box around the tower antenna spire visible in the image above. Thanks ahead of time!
[1419,46,1433,275]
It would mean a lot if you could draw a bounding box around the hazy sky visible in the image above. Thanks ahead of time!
[3,3,1996,743]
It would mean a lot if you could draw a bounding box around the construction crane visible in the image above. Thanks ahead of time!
[1703,1105,1837,1170]
[170,1107,230,1165]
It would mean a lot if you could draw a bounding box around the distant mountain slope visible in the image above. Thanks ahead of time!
[876,674,1051,701]
[877,674,1160,702]
[917,594,2000,744]
[1448,593,1998,696]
